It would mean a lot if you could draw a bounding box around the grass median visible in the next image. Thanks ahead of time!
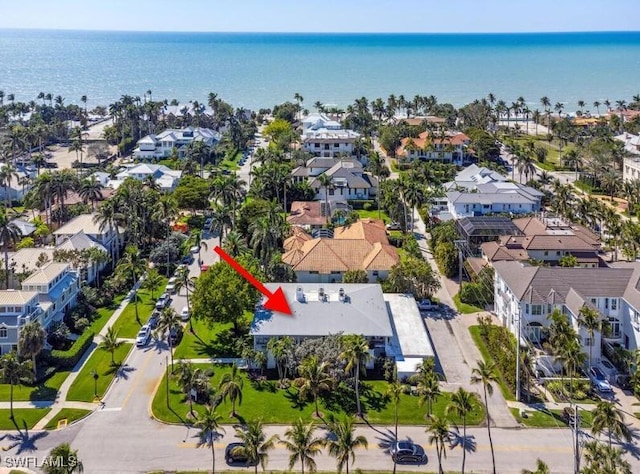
[152,364,485,426]
[510,407,593,428]
[44,408,92,429]
[112,282,166,339]
[66,343,133,402]
[0,408,51,430]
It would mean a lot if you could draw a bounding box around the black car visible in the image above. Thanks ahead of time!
[225,442,256,465]
[181,254,194,265]
[390,441,427,464]
[168,326,183,346]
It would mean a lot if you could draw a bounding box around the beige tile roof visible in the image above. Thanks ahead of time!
[22,263,69,286]
[287,201,326,227]
[0,290,38,306]
[333,219,389,244]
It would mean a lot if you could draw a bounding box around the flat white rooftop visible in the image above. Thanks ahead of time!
[384,293,434,359]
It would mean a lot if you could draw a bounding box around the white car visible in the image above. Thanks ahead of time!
[417,299,438,311]
[180,306,190,321]
[166,278,177,294]
[136,325,151,347]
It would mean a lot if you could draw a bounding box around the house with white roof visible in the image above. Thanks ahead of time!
[306,159,377,202]
[493,260,640,367]
[133,127,220,160]
[443,165,543,219]
[250,283,433,377]
[106,163,182,192]
[301,114,361,159]
[54,213,123,263]
[0,164,34,202]
[0,262,80,355]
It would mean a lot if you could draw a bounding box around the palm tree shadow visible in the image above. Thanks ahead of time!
[104,363,136,381]
[283,389,309,411]
[375,428,402,453]
[614,425,640,459]
[146,335,168,354]
[448,426,477,455]
[0,428,49,454]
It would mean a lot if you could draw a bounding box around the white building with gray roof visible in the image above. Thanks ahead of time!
[493,260,640,365]
[251,283,433,376]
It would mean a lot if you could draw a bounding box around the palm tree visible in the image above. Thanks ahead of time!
[339,334,371,416]
[0,163,19,208]
[600,170,621,201]
[521,458,550,474]
[267,336,294,381]
[446,387,474,474]
[155,307,181,371]
[93,199,122,261]
[142,267,163,300]
[562,149,582,181]
[222,230,249,257]
[219,363,244,417]
[117,245,147,323]
[282,418,325,474]
[194,404,225,474]
[173,360,211,417]
[78,176,103,210]
[99,326,124,366]
[426,415,451,474]
[415,372,441,417]
[324,414,368,474]
[471,360,499,474]
[43,443,84,474]
[18,320,46,378]
[232,419,279,474]
[317,173,334,225]
[0,351,33,432]
[578,305,607,369]
[294,355,333,417]
[0,209,22,289]
[581,440,631,474]
[591,400,632,447]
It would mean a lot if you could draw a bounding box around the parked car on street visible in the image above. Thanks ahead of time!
[385,221,401,230]
[168,326,183,346]
[390,441,427,464]
[148,310,159,329]
[155,293,171,310]
[225,443,256,465]
[135,325,151,347]
[599,358,619,383]
[180,306,190,321]
[589,366,613,393]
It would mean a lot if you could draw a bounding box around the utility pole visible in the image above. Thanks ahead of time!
[574,405,581,474]
[515,313,521,401]
[454,239,466,283]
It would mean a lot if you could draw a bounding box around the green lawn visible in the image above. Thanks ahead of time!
[510,407,593,428]
[112,282,166,339]
[152,365,485,426]
[173,314,251,359]
[89,294,126,335]
[469,326,514,401]
[0,370,70,402]
[219,149,242,170]
[66,343,133,402]
[0,408,51,430]
[353,209,390,222]
[44,408,92,429]
[453,294,483,314]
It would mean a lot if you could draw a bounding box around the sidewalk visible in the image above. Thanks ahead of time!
[30,279,143,430]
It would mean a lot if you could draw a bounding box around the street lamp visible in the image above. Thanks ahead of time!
[92,369,99,400]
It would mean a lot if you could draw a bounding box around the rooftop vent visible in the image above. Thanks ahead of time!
[296,287,305,303]
[339,287,346,302]
[318,287,326,302]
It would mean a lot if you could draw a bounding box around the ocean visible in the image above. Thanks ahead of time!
[0,29,639,112]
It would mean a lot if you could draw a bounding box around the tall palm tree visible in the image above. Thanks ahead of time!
[174,265,196,331]
[446,387,474,474]
[222,230,249,257]
[18,320,46,378]
[581,440,631,474]
[117,245,147,323]
[0,351,33,432]
[591,400,632,447]
[232,419,279,474]
[282,418,325,474]
[93,199,122,261]
[0,164,19,208]
[219,363,244,417]
[415,372,441,417]
[521,458,550,474]
[317,173,334,225]
[578,305,607,368]
[339,334,371,416]
[426,415,451,474]
[0,209,22,289]
[324,414,368,474]
[155,307,181,371]
[194,404,225,474]
[294,355,333,417]
[78,176,103,210]
[142,268,163,300]
[43,442,85,474]
[99,326,124,366]
[471,360,499,474]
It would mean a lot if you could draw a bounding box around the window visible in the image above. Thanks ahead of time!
[591,298,597,306]
[612,299,618,310]
[309,271,319,274]
[544,251,549,256]
[525,303,530,314]
[605,298,609,309]
[531,305,543,316]
[329,189,334,196]
[635,311,640,325]
[584,337,593,347]
[608,317,621,338]
[0,327,7,339]
[372,271,379,277]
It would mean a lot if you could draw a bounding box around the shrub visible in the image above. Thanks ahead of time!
[363,202,373,211]
[347,199,376,210]
[46,330,95,369]
[47,321,71,350]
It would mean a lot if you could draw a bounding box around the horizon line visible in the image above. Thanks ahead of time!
[1,27,640,35]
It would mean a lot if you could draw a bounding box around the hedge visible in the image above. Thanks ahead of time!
[46,331,95,369]
[347,199,376,210]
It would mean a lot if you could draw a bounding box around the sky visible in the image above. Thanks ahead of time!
[1,0,638,33]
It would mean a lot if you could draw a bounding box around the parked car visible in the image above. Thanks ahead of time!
[181,254,194,265]
[417,299,438,311]
[562,406,582,426]
[189,245,200,254]
[589,366,613,393]
[168,326,183,346]
[385,221,401,230]
[155,293,171,310]
[135,325,151,347]
[599,358,619,383]
[390,441,427,464]
[148,310,160,329]
[180,306,190,321]
[225,442,256,465]
[166,277,177,294]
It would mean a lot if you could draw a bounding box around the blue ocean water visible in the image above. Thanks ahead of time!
[0,29,639,112]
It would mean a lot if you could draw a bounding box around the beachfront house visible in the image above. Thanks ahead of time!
[301,114,361,159]
[133,127,220,160]
[396,130,471,165]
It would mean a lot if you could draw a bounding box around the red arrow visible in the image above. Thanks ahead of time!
[213,246,292,315]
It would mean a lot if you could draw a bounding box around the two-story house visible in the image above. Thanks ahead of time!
[301,114,361,159]
[133,127,220,160]
[396,130,471,165]
[493,260,640,364]
[0,291,41,355]
[54,213,123,263]
[308,159,378,203]
[105,163,183,192]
